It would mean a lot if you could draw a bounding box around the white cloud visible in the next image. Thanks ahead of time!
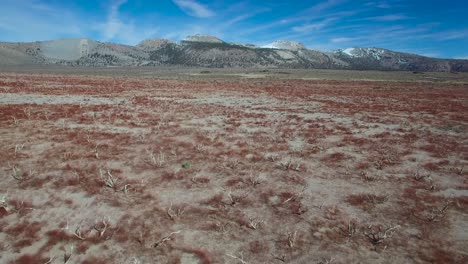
[172,0,215,18]
[331,37,354,43]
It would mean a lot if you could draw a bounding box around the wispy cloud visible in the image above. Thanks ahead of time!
[292,18,337,33]
[419,52,440,58]
[365,1,390,9]
[363,14,411,22]
[434,30,468,41]
[97,0,158,44]
[172,0,215,18]
[222,8,270,28]
[0,0,83,41]
[241,9,356,37]
[307,0,346,13]
[101,0,128,40]
[331,37,355,43]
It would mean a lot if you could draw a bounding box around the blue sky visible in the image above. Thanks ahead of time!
[1,0,467,58]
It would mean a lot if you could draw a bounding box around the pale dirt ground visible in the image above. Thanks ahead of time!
[0,70,467,263]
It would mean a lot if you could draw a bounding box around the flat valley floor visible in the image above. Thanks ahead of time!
[0,68,467,263]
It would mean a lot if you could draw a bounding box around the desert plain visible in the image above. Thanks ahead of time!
[0,67,467,263]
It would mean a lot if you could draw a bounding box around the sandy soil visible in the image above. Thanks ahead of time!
[0,71,467,263]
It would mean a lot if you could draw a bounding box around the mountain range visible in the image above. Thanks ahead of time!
[1,35,467,72]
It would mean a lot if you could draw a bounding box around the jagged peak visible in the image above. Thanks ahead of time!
[184,34,224,43]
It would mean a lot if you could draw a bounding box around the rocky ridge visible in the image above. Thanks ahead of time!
[0,35,467,72]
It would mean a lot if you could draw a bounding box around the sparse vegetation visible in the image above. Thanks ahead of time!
[0,71,466,263]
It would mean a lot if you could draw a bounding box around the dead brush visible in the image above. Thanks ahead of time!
[374,155,398,170]
[44,256,56,264]
[277,157,302,172]
[190,173,210,186]
[324,205,343,220]
[265,153,279,162]
[424,200,451,222]
[364,224,400,250]
[195,143,207,154]
[166,202,186,221]
[153,230,181,248]
[347,193,389,211]
[287,231,298,248]
[339,219,357,241]
[100,169,118,191]
[8,199,34,215]
[214,221,231,234]
[168,145,177,157]
[247,216,264,230]
[134,133,148,143]
[73,222,91,240]
[247,174,262,188]
[221,158,241,170]
[13,143,25,157]
[423,177,437,191]
[43,110,51,121]
[63,245,74,264]
[413,169,430,181]
[93,217,110,237]
[99,169,131,193]
[374,159,385,170]
[146,149,166,168]
[0,193,10,213]
[271,254,286,262]
[93,144,100,159]
[360,172,376,182]
[224,190,250,207]
[366,193,389,205]
[280,186,308,208]
[374,155,397,170]
[226,252,248,264]
[23,107,32,120]
[10,164,22,181]
[11,115,19,127]
[450,166,464,175]
[317,257,335,264]
[9,163,35,182]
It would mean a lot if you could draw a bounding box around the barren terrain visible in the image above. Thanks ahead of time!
[0,69,467,263]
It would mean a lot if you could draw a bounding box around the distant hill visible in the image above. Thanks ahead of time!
[1,35,467,72]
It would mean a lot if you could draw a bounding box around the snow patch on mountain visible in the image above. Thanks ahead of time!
[339,47,387,61]
[343,48,357,57]
[363,48,386,60]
